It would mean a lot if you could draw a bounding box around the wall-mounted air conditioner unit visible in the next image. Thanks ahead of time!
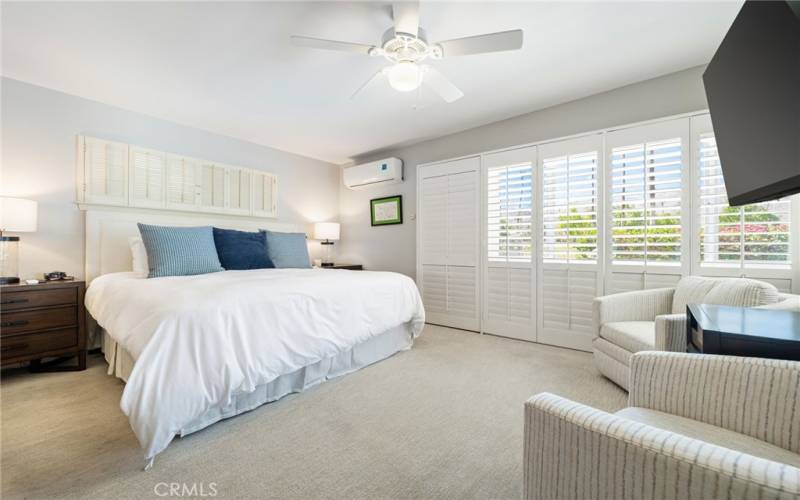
[343,158,403,190]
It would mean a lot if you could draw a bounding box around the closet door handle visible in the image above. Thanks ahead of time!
[1,320,28,328]
[1,298,29,305]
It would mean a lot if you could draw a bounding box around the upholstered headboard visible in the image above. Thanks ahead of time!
[84,207,307,283]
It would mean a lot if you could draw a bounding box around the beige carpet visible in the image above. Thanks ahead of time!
[1,325,626,499]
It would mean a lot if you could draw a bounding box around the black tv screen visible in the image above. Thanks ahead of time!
[703,0,800,206]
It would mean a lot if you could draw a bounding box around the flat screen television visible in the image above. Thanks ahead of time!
[703,0,800,206]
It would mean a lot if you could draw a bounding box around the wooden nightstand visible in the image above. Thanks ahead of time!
[1,280,87,371]
[320,264,363,270]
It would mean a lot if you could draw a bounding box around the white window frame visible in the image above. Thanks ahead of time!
[604,118,692,292]
[690,114,799,292]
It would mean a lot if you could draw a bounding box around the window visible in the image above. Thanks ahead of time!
[698,133,791,269]
[610,138,682,266]
[542,152,598,263]
[487,163,533,263]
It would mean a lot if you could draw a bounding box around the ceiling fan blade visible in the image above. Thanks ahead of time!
[435,29,523,57]
[423,66,463,103]
[392,1,420,36]
[290,35,374,55]
[350,70,385,100]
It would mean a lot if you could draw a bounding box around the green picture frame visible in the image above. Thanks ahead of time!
[370,195,403,226]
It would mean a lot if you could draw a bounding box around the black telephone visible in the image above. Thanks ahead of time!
[43,271,71,281]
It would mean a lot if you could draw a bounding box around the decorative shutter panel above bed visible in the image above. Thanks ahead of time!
[129,147,166,209]
[226,167,251,215]
[252,171,277,218]
[418,157,480,331]
[80,137,129,206]
[166,154,200,210]
[198,162,226,212]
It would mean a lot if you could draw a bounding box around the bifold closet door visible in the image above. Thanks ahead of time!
[482,146,536,341]
[418,157,480,331]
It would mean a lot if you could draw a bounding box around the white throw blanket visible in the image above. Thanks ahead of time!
[85,269,425,461]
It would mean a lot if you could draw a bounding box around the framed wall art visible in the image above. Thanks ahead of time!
[370,195,403,226]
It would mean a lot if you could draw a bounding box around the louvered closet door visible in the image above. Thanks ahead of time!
[482,146,536,341]
[537,135,602,351]
[226,166,251,215]
[605,118,691,293]
[166,155,200,210]
[129,147,166,209]
[81,137,129,206]
[418,157,480,331]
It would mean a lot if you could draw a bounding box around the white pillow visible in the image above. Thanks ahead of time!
[128,236,149,278]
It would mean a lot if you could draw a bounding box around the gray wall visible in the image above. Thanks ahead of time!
[1,78,340,280]
[337,65,710,279]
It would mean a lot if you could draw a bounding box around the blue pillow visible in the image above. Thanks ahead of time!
[137,223,224,278]
[261,230,311,268]
[212,227,273,270]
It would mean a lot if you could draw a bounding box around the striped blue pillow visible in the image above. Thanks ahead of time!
[137,224,224,278]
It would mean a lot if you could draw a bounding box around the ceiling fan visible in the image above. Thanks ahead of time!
[290,1,523,103]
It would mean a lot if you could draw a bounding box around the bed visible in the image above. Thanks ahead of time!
[82,209,425,467]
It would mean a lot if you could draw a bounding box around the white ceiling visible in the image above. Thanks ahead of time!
[2,1,742,164]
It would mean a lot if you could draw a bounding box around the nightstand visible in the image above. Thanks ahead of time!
[320,264,363,270]
[1,280,87,371]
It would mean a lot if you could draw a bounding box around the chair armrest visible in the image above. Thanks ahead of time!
[629,352,800,454]
[592,287,675,338]
[654,313,687,351]
[524,392,800,500]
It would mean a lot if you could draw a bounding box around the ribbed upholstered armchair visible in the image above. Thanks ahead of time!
[524,352,800,500]
[592,276,788,389]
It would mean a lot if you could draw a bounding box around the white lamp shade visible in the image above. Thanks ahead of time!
[0,197,37,232]
[314,222,340,241]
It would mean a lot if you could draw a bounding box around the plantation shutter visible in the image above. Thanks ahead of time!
[483,146,535,341]
[129,147,165,208]
[227,167,252,215]
[692,114,793,290]
[81,137,128,206]
[165,155,200,210]
[418,157,480,331]
[538,135,602,351]
[252,171,277,217]
[606,119,690,293]
[197,162,226,212]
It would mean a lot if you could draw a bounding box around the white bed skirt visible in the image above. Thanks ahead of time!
[102,323,414,438]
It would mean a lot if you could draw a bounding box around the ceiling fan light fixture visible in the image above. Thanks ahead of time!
[386,61,422,92]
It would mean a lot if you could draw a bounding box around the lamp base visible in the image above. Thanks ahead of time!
[0,276,20,285]
[320,262,335,267]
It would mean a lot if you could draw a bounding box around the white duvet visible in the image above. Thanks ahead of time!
[85,269,425,462]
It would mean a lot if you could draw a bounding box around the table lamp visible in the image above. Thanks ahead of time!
[314,222,340,267]
[0,197,38,284]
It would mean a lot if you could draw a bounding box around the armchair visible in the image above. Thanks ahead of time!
[524,352,800,500]
[592,276,784,389]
